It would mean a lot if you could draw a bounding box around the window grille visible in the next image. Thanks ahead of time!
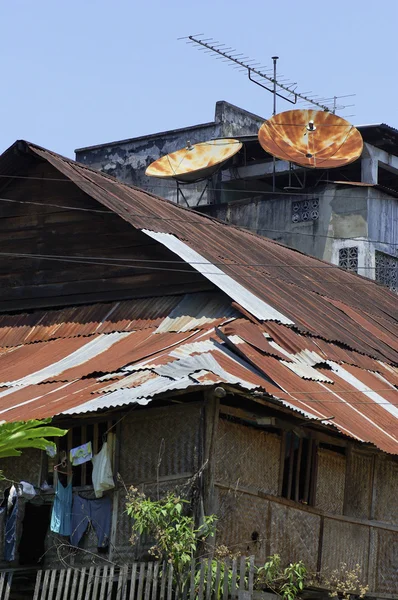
[292,198,319,223]
[375,251,398,293]
[338,247,359,273]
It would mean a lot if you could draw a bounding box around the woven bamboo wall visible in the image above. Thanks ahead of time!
[373,456,398,524]
[119,404,202,485]
[316,449,346,515]
[374,528,398,593]
[344,450,373,519]
[321,518,370,575]
[215,419,281,495]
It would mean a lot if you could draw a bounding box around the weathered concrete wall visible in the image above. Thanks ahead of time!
[75,102,263,207]
[199,184,371,269]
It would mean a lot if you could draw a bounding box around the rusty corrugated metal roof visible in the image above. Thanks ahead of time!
[0,142,397,453]
[0,291,396,454]
[10,140,396,364]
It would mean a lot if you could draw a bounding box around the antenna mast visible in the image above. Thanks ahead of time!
[183,35,354,114]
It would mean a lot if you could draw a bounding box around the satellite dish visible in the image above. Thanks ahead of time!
[258,109,363,169]
[145,138,242,183]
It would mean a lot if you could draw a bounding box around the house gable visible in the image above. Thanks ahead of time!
[0,144,212,311]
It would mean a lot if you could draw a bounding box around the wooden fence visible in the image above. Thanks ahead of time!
[32,557,255,600]
[0,572,12,600]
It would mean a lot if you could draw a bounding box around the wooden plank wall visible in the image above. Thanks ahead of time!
[0,159,212,312]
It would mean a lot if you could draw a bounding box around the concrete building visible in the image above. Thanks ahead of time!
[75,103,398,292]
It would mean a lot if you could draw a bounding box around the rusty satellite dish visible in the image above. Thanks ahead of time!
[145,138,242,183]
[258,109,363,169]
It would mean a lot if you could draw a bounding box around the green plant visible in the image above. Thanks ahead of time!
[319,563,368,599]
[0,419,67,477]
[126,488,216,595]
[256,554,307,600]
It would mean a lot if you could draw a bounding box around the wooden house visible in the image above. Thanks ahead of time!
[0,141,396,598]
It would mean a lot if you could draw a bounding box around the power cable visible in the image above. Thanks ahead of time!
[1,251,397,275]
[0,195,398,248]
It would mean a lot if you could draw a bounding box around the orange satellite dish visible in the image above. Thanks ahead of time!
[258,109,363,169]
[145,138,242,183]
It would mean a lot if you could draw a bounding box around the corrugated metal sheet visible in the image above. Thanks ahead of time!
[0,297,181,347]
[11,141,396,364]
[0,290,396,453]
[0,142,397,453]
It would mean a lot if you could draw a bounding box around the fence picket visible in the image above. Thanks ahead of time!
[69,569,79,600]
[48,570,58,600]
[189,558,195,600]
[0,573,6,600]
[167,564,173,600]
[137,562,146,600]
[231,558,237,599]
[144,562,153,600]
[159,562,167,600]
[222,558,230,600]
[55,569,66,600]
[239,556,246,592]
[86,567,95,599]
[107,566,115,600]
[248,556,254,595]
[151,562,159,600]
[214,561,221,600]
[198,559,205,600]
[205,557,212,600]
[99,566,108,600]
[92,566,101,600]
[76,567,87,600]
[42,570,51,600]
[129,563,138,600]
[3,573,12,600]
[33,570,42,600]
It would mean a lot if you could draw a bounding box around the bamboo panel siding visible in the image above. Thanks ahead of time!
[215,420,280,495]
[373,456,398,524]
[216,488,270,561]
[344,450,373,519]
[120,405,202,484]
[269,502,320,572]
[321,518,370,576]
[315,449,346,515]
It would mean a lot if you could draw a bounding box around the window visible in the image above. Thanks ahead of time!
[292,198,319,223]
[47,421,115,488]
[338,246,359,273]
[281,431,316,504]
[375,251,398,293]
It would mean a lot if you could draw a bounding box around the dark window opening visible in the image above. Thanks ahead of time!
[47,420,115,489]
[282,431,316,505]
[18,502,51,566]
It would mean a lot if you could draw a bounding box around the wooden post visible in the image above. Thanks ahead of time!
[203,391,220,517]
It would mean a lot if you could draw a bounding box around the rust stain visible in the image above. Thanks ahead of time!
[145,139,242,182]
[258,109,363,169]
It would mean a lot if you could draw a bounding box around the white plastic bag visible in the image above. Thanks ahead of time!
[91,440,115,498]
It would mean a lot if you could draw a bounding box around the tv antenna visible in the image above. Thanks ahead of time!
[182,35,355,115]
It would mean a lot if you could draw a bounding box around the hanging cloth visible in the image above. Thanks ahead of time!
[91,436,115,498]
[0,485,19,562]
[50,480,72,536]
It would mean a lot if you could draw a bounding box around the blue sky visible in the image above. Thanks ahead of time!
[1,0,397,157]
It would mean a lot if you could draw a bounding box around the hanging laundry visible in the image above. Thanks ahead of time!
[19,481,36,500]
[70,495,111,549]
[50,480,72,536]
[0,486,19,562]
[70,441,92,466]
[92,436,115,498]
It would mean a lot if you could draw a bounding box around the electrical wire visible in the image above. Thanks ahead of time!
[0,170,397,200]
[1,250,397,275]
[0,195,398,247]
